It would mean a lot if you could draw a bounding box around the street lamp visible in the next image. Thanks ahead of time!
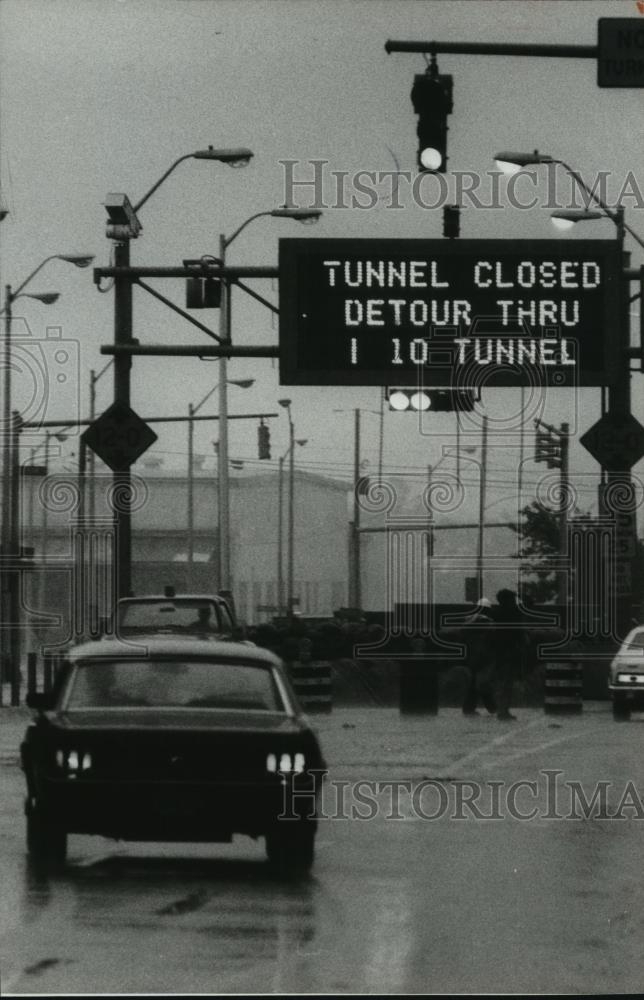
[187,377,254,584]
[102,147,253,601]
[494,148,644,629]
[1,253,93,678]
[216,206,321,594]
[493,150,644,250]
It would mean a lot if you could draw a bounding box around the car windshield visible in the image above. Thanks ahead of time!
[66,659,284,711]
[118,601,222,633]
[625,631,644,649]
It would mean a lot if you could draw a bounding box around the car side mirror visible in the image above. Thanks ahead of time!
[26,691,55,712]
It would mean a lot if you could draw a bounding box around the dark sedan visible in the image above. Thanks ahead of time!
[21,636,326,873]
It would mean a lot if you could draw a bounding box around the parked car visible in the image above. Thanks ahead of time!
[21,636,326,873]
[608,625,644,720]
[113,590,240,639]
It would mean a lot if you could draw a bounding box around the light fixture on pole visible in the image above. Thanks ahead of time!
[187,377,254,585]
[550,208,605,231]
[216,206,322,595]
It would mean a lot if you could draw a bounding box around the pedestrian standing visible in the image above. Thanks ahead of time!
[490,588,525,721]
[462,597,497,716]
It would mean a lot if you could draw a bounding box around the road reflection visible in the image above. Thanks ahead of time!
[19,847,317,989]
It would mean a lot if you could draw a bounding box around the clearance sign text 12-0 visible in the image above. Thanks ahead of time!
[279,239,621,387]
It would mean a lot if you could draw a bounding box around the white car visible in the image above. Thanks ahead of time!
[608,626,644,720]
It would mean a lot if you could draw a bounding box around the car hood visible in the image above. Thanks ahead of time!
[46,709,309,735]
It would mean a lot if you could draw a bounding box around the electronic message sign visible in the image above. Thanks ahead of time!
[279,239,621,387]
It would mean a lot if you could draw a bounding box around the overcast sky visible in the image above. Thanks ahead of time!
[1,0,642,522]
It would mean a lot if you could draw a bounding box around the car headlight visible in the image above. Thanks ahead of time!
[266,751,306,774]
[55,749,92,774]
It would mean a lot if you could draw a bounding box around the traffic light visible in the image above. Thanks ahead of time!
[534,429,562,468]
[186,276,221,309]
[258,420,270,459]
[443,204,460,239]
[387,388,476,412]
[410,70,453,173]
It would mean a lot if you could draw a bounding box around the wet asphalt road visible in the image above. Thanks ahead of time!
[1,706,644,994]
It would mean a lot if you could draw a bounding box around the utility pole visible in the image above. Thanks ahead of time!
[187,402,196,579]
[352,407,361,610]
[277,453,285,616]
[427,463,433,602]
[218,233,231,592]
[287,410,295,618]
[9,411,21,704]
[558,422,570,610]
[476,415,488,601]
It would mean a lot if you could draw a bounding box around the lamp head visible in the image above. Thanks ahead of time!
[230,378,255,389]
[193,146,254,167]
[29,292,60,305]
[278,398,292,410]
[550,208,604,231]
[59,254,95,268]
[493,150,553,175]
[271,207,322,224]
[296,438,308,447]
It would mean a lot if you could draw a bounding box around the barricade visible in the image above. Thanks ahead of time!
[399,637,439,715]
[289,638,333,712]
[544,658,583,714]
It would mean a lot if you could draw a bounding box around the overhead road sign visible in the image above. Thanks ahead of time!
[279,239,621,387]
[598,18,644,88]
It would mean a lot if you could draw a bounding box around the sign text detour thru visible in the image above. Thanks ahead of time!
[279,239,621,387]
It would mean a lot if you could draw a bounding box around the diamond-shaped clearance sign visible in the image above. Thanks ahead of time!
[580,412,644,470]
[82,401,158,471]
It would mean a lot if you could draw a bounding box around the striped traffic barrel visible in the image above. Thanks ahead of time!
[289,639,332,712]
[544,657,583,714]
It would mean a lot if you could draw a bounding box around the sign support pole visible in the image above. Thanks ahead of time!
[607,213,634,633]
[113,238,133,599]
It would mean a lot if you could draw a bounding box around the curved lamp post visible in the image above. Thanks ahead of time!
[494,149,643,627]
[1,254,93,693]
[216,206,321,593]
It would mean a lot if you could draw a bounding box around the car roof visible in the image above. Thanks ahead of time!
[67,634,280,665]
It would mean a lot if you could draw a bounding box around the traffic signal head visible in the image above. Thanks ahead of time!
[443,204,460,239]
[387,387,475,412]
[186,277,221,309]
[410,72,453,173]
[534,429,562,468]
[258,421,270,460]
